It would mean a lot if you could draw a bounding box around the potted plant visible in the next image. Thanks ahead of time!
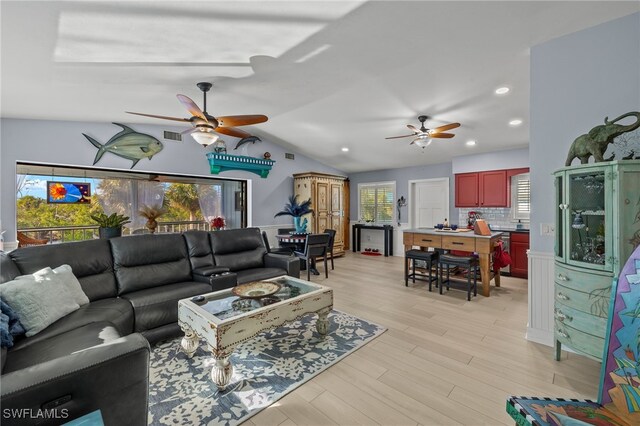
[138,204,166,234]
[90,212,131,239]
[274,195,313,234]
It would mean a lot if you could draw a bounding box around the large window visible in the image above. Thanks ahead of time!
[512,173,531,221]
[16,163,247,243]
[358,182,395,224]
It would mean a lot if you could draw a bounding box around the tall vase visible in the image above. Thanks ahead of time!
[293,216,307,234]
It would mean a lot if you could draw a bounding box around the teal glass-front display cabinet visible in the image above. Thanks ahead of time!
[553,160,640,361]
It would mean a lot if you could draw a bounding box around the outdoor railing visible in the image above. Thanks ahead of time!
[17,221,213,244]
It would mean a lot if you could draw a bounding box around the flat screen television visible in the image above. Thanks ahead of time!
[47,181,91,204]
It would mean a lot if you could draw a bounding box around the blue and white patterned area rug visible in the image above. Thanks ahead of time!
[148,310,386,426]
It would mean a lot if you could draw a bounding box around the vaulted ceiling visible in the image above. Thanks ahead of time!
[1,1,638,172]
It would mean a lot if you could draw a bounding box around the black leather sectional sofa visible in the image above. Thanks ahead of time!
[0,227,299,425]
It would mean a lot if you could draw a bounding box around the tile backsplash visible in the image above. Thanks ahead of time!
[458,207,527,230]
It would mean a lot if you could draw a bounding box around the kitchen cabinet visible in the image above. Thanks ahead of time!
[553,160,640,362]
[479,170,507,206]
[454,173,479,207]
[455,169,520,207]
[509,232,529,278]
[293,172,349,256]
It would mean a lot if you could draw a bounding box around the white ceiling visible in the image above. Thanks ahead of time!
[2,1,638,173]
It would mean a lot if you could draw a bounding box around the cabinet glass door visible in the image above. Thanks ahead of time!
[555,173,564,260]
[565,168,612,272]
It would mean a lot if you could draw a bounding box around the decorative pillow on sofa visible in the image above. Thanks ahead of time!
[35,265,90,306]
[0,267,83,337]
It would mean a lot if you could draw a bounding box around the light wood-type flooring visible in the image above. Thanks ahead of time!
[243,252,600,426]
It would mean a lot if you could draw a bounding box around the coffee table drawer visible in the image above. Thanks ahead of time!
[413,234,442,247]
[442,236,475,252]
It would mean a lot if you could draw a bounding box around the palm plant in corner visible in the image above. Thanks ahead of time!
[274,195,313,234]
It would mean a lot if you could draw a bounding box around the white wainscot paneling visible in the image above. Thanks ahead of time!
[526,251,555,346]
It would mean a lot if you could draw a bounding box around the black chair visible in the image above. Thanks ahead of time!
[262,231,293,255]
[295,233,330,280]
[405,249,439,291]
[438,253,479,301]
[323,228,337,270]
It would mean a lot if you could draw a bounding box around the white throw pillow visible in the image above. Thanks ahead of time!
[1,268,81,337]
[36,265,90,306]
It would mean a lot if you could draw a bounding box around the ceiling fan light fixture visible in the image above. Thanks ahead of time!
[466,140,477,146]
[191,130,220,147]
[495,86,510,95]
[413,136,432,148]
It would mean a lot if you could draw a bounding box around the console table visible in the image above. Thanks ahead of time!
[403,228,503,297]
[352,224,394,257]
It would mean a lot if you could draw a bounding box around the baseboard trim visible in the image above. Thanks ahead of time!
[525,327,554,346]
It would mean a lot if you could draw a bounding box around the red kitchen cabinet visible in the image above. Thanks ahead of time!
[479,170,507,207]
[510,232,530,278]
[455,169,511,207]
[455,173,479,207]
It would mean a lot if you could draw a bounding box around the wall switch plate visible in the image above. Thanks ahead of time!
[540,223,555,236]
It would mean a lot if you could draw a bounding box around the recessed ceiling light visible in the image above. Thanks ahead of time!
[495,87,510,95]
[509,119,523,126]
[341,147,349,152]
[466,140,477,146]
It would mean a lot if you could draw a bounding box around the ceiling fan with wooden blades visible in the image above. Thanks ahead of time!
[386,115,460,148]
[126,82,268,147]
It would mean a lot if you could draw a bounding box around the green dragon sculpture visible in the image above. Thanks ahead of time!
[565,111,640,166]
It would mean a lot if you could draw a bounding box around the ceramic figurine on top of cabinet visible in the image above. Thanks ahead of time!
[553,160,640,362]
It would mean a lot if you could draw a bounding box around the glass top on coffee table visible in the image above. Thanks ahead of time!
[190,276,322,321]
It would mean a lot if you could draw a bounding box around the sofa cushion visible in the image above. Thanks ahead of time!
[183,230,215,271]
[10,298,134,352]
[8,239,117,301]
[3,322,121,373]
[122,281,211,332]
[210,228,267,271]
[1,271,80,337]
[0,252,20,284]
[236,267,288,284]
[110,234,192,295]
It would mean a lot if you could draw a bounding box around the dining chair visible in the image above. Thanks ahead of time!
[261,231,293,255]
[294,233,330,280]
[323,228,337,270]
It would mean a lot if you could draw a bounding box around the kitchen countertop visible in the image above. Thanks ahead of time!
[490,227,530,234]
[404,228,504,238]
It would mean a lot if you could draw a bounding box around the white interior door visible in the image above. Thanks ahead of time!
[411,178,449,228]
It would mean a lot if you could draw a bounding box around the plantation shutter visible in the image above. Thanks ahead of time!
[514,173,531,220]
[358,183,395,224]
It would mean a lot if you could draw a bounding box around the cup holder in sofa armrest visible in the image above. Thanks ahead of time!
[208,272,237,291]
[192,266,230,278]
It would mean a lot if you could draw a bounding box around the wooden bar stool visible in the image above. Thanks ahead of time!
[438,254,479,301]
[405,250,439,291]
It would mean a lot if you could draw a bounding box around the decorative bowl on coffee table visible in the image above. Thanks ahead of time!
[232,281,281,299]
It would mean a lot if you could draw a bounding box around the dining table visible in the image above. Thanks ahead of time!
[275,234,319,275]
[403,228,503,297]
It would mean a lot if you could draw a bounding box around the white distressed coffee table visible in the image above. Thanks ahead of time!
[177,275,333,390]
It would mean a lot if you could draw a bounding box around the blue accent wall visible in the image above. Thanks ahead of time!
[530,12,640,253]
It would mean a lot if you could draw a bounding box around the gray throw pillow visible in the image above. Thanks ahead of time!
[37,265,90,306]
[1,268,81,337]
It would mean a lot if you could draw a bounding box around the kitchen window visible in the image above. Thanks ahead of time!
[358,182,395,224]
[512,173,531,221]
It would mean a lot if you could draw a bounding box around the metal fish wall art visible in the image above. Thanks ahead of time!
[83,123,164,169]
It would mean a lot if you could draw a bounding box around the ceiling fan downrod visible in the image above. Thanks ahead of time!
[196,82,212,114]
